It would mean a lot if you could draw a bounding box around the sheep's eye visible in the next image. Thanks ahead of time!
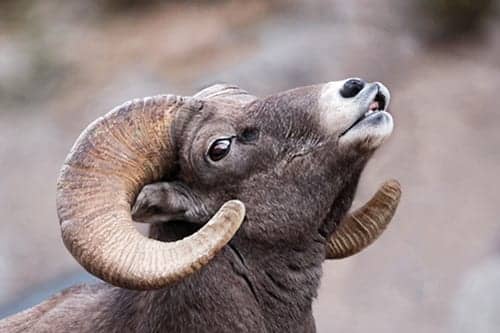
[208,138,232,161]
[239,127,259,142]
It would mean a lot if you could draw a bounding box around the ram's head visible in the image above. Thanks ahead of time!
[57,78,401,290]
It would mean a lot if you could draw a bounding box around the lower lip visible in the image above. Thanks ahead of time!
[364,110,387,121]
[340,110,388,137]
[359,108,385,124]
[363,111,391,128]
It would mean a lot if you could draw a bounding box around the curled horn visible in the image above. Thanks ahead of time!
[57,95,245,290]
[326,179,401,259]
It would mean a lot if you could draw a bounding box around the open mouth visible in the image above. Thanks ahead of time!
[340,90,388,137]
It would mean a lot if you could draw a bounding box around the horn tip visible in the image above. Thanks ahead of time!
[223,200,246,220]
[383,179,402,197]
[384,178,401,188]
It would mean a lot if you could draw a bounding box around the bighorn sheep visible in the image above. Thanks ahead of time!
[0,79,401,332]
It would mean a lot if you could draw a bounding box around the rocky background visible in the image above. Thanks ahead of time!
[1,1,500,332]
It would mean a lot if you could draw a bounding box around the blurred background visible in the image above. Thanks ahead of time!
[1,0,500,332]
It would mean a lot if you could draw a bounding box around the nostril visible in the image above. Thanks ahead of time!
[340,79,365,98]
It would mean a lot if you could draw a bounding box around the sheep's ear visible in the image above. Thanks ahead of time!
[132,182,207,224]
[194,83,257,104]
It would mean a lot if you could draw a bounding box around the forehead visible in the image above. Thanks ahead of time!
[249,85,323,139]
[195,84,324,143]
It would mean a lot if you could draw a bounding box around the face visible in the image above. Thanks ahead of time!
[133,79,392,243]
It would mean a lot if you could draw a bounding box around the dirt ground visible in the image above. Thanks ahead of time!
[1,1,500,332]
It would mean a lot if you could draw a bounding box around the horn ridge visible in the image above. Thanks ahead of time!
[326,179,401,259]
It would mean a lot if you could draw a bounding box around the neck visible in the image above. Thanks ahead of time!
[230,233,325,326]
[139,222,325,332]
[137,175,362,332]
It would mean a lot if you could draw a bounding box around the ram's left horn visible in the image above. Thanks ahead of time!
[326,179,401,259]
[57,95,245,290]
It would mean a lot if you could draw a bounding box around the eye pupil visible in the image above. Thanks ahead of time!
[208,138,231,161]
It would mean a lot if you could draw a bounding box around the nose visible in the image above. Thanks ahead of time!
[340,78,365,98]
